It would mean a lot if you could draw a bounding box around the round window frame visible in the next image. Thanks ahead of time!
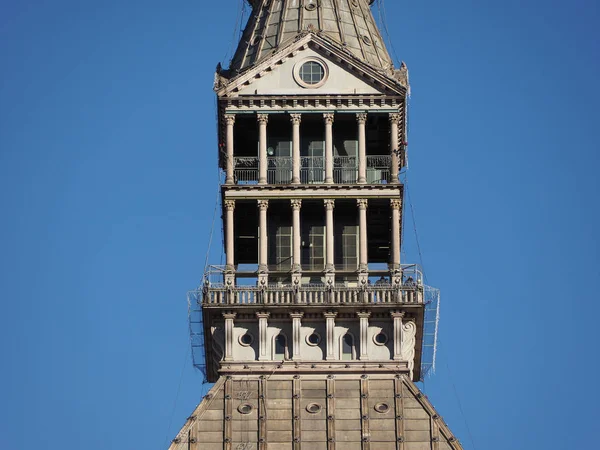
[239,332,254,347]
[306,403,322,414]
[374,402,390,414]
[293,58,329,89]
[373,331,388,346]
[237,403,254,415]
[306,332,322,346]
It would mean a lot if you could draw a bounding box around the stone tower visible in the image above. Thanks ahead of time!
[170,1,462,449]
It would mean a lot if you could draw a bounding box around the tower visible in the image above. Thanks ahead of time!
[172,1,462,448]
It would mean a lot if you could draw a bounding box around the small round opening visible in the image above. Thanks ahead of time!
[306,333,321,346]
[374,402,390,413]
[238,404,254,414]
[373,332,387,345]
[361,35,372,46]
[305,1,317,11]
[306,403,322,414]
[239,333,253,346]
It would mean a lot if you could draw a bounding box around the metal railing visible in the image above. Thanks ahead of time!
[267,156,292,184]
[300,156,324,184]
[333,156,357,183]
[233,157,259,184]
[366,155,391,184]
[231,155,392,185]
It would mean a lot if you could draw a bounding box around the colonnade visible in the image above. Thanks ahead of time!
[223,112,402,185]
[224,197,402,279]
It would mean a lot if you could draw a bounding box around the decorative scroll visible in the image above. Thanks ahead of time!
[402,320,417,379]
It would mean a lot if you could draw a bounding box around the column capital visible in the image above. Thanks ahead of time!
[323,112,335,124]
[357,198,368,209]
[291,199,302,210]
[390,311,405,319]
[389,112,401,124]
[257,113,269,124]
[224,114,236,125]
[256,311,270,319]
[223,312,237,320]
[356,113,367,124]
[324,199,335,210]
[258,199,269,211]
[390,198,402,210]
[290,113,302,125]
[357,311,371,319]
[224,199,235,211]
[323,311,338,319]
[289,311,304,319]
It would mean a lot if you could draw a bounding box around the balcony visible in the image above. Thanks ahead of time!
[232,155,393,185]
[201,284,422,306]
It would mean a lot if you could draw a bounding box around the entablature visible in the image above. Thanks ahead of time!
[222,183,403,200]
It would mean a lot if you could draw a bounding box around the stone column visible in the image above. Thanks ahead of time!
[223,312,237,362]
[323,113,334,184]
[256,311,270,361]
[324,199,335,285]
[290,311,304,361]
[290,114,301,184]
[225,114,236,185]
[258,114,269,185]
[258,200,269,286]
[291,199,302,284]
[390,199,402,282]
[324,311,338,361]
[224,200,236,286]
[356,113,367,184]
[391,311,405,361]
[357,311,371,361]
[357,199,368,284]
[389,113,401,183]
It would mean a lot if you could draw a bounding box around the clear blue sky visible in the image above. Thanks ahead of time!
[1,1,598,449]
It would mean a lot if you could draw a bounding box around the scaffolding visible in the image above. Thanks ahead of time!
[420,285,440,379]
[187,290,207,379]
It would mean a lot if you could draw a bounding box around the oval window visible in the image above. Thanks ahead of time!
[238,404,254,414]
[373,332,387,345]
[306,333,321,346]
[239,333,253,346]
[374,402,390,413]
[306,403,322,414]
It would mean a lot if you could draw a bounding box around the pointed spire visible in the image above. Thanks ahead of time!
[231,0,394,74]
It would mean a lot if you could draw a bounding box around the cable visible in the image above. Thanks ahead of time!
[377,0,402,67]
[404,175,428,285]
[163,345,191,449]
[438,341,477,450]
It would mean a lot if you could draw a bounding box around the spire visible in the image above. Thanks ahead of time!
[231,0,394,74]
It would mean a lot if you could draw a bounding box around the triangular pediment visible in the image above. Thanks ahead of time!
[216,33,408,98]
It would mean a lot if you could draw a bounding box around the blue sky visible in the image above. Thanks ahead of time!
[1,1,598,449]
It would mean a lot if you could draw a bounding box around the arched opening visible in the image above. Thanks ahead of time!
[341,333,355,360]
[274,333,289,361]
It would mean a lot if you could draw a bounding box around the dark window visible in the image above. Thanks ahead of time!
[275,334,288,360]
[342,333,354,360]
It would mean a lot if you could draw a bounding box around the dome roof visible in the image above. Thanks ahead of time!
[230,0,394,74]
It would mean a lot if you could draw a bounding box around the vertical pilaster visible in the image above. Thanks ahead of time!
[324,311,337,361]
[290,311,304,361]
[389,113,401,183]
[391,311,405,361]
[223,312,237,362]
[290,114,301,184]
[224,376,233,450]
[324,113,334,184]
[256,311,270,361]
[356,113,367,184]
[357,311,370,361]
[326,375,336,450]
[258,199,269,286]
[360,376,370,450]
[357,199,368,284]
[258,114,269,185]
[225,114,236,185]
[394,375,405,450]
[291,199,302,284]
[324,199,335,285]
[390,198,402,283]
